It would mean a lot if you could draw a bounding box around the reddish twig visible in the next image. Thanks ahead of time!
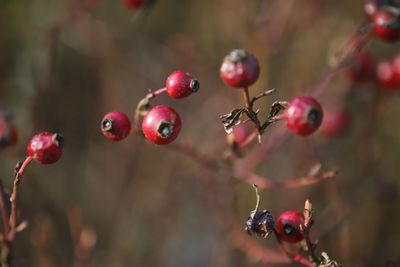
[234,169,337,190]
[8,157,32,241]
[273,229,315,267]
[0,179,10,237]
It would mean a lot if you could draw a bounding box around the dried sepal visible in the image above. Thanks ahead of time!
[269,101,288,120]
[304,199,314,228]
[220,108,246,134]
[244,185,275,238]
[318,252,343,267]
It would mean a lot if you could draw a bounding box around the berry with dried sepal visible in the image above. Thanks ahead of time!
[142,105,181,145]
[275,210,305,243]
[373,8,400,42]
[245,185,275,238]
[27,132,64,164]
[320,108,351,138]
[284,96,323,136]
[220,49,260,88]
[101,111,131,141]
[166,70,200,99]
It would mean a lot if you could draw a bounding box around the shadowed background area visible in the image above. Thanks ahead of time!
[0,0,399,266]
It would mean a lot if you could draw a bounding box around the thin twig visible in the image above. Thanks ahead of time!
[250,88,276,106]
[8,157,32,241]
[167,142,219,171]
[273,230,315,267]
[234,170,337,190]
[0,179,10,236]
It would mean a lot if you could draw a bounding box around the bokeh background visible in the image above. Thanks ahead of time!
[0,0,400,266]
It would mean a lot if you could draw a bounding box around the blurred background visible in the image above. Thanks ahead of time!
[0,0,400,266]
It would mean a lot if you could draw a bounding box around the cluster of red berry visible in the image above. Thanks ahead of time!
[245,187,305,243]
[346,50,400,90]
[101,70,199,145]
[220,49,324,150]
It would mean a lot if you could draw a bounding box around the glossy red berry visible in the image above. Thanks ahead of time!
[142,105,181,145]
[320,108,351,138]
[220,49,260,88]
[27,132,64,164]
[0,115,18,148]
[284,96,323,136]
[123,0,145,8]
[373,9,400,42]
[376,60,399,90]
[345,51,375,82]
[275,210,305,243]
[166,70,200,99]
[101,111,131,141]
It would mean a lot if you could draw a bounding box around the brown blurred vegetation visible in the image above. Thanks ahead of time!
[0,0,400,266]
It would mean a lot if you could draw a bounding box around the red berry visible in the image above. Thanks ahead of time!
[227,123,254,147]
[123,0,145,8]
[275,210,305,243]
[101,111,131,141]
[0,114,17,148]
[142,105,181,145]
[392,53,400,81]
[373,9,400,42]
[284,96,323,136]
[345,51,375,82]
[166,70,200,99]
[320,108,351,138]
[376,60,399,90]
[220,49,260,88]
[27,132,64,164]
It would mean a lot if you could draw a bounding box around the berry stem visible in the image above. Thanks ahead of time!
[273,229,315,267]
[134,88,168,133]
[269,113,286,122]
[242,87,263,141]
[145,87,167,100]
[242,87,252,109]
[8,156,33,241]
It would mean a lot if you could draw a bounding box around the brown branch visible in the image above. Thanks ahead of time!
[250,88,276,106]
[234,169,337,190]
[0,180,10,237]
[167,142,219,171]
[8,157,32,241]
[226,221,290,264]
